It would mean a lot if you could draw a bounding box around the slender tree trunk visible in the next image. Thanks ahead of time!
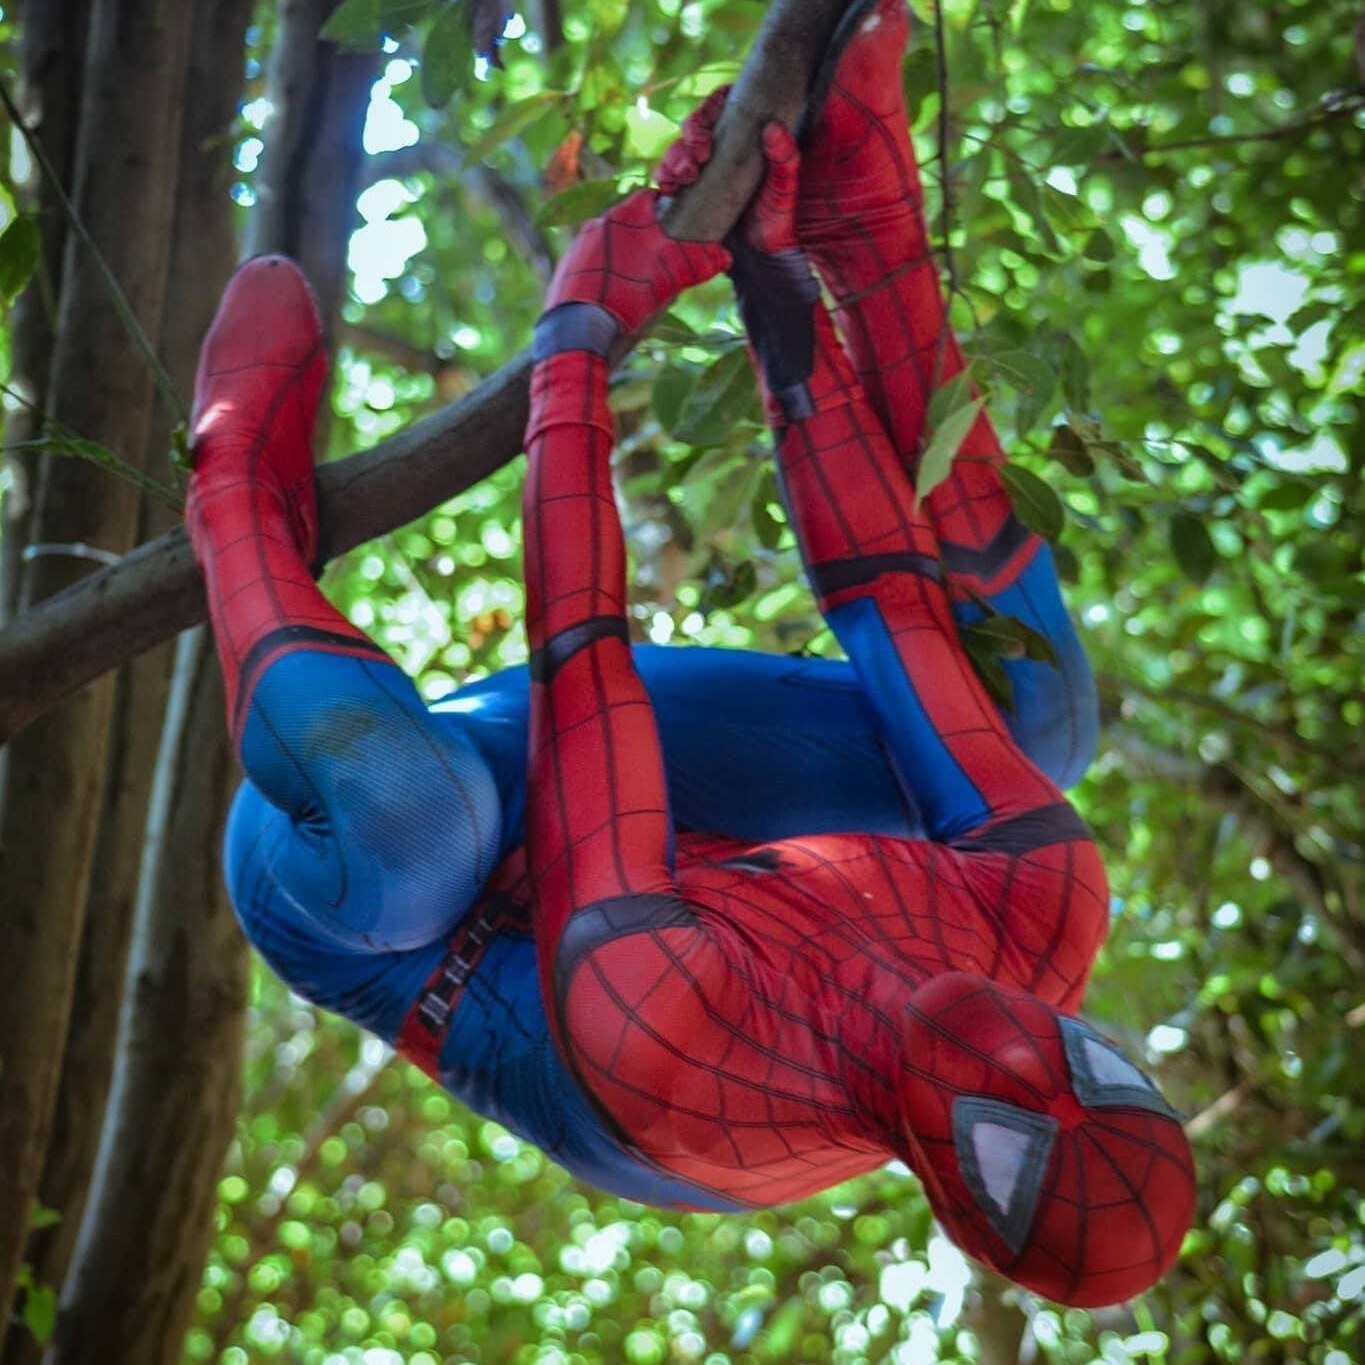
[0,0,193,1327]
[45,6,373,1360]
[0,0,90,630]
[44,632,244,1365]
[0,0,91,814]
[0,2,254,1359]
[250,0,379,342]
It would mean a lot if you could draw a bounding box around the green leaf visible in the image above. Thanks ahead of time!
[420,4,472,109]
[916,396,986,500]
[1088,437,1144,480]
[28,1202,61,1231]
[653,363,698,437]
[321,0,434,49]
[1169,510,1218,584]
[671,348,759,448]
[1257,482,1313,512]
[751,484,784,551]
[924,370,975,433]
[901,47,938,125]
[170,422,193,474]
[984,349,1056,436]
[961,631,1016,712]
[0,214,41,304]
[465,92,562,165]
[652,312,699,346]
[699,553,757,612]
[1052,122,1113,166]
[22,1282,56,1346]
[961,617,1028,661]
[1041,183,1094,236]
[680,452,761,540]
[1050,541,1079,583]
[1005,163,1061,255]
[1081,227,1116,262]
[997,613,1059,665]
[1048,422,1095,476]
[999,463,1065,540]
[1055,333,1091,411]
[536,178,622,228]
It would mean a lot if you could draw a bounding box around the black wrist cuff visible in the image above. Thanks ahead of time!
[533,302,621,360]
[727,241,820,399]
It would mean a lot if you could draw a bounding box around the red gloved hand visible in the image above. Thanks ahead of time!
[657,91,804,271]
[655,86,730,197]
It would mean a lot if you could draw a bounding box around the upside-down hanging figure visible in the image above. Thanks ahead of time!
[188,0,1195,1307]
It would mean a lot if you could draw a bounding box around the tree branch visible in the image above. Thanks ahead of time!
[1108,87,1365,159]
[0,0,861,745]
[931,0,956,391]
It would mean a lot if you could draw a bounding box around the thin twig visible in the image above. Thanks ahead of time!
[931,0,956,392]
[1138,89,1365,155]
[0,79,187,424]
[0,383,183,510]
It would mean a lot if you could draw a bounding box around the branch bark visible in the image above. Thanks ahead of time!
[0,0,862,745]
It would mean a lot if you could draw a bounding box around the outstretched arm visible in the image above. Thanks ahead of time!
[522,190,730,1024]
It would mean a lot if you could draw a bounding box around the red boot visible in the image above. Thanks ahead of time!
[187,256,380,737]
[797,0,927,291]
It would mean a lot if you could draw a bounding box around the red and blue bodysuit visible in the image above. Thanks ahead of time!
[188,0,1194,1308]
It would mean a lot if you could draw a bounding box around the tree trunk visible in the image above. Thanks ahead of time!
[0,1,254,1358]
[0,0,193,1326]
[44,632,245,1365]
[0,0,91,811]
[0,0,90,630]
[44,5,372,1360]
[249,0,379,344]
[0,0,862,742]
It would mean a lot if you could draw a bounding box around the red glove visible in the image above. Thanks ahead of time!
[655,86,730,198]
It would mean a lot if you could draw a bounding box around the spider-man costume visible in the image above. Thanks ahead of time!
[189,0,1193,1307]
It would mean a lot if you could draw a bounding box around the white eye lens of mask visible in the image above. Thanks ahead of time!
[1059,1018,1180,1119]
[951,1096,1058,1255]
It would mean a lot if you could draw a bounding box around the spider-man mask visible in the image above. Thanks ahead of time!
[896,972,1196,1306]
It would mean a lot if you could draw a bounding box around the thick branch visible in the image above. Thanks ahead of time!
[0,0,860,745]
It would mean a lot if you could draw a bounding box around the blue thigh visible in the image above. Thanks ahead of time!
[955,545,1098,789]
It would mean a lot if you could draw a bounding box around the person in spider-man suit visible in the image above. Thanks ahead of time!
[188,0,1194,1307]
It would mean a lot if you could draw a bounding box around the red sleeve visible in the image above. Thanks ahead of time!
[522,340,676,1014]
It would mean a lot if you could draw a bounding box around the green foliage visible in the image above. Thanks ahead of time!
[3,0,1347,1358]
[915,391,985,499]
[0,211,39,303]
[15,1263,56,1345]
